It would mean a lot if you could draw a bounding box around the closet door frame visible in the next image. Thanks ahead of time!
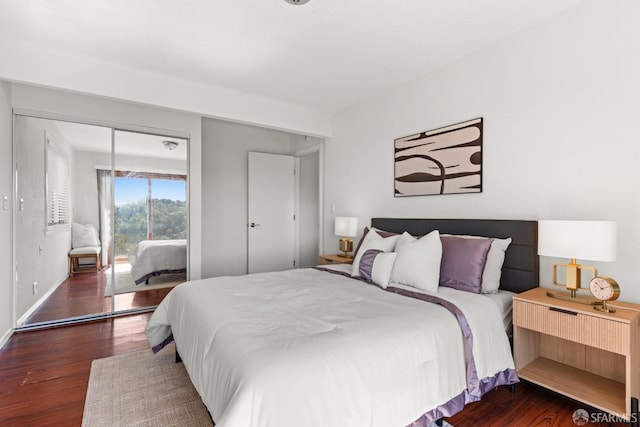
[12,108,190,330]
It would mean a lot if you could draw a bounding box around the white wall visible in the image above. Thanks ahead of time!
[292,134,325,261]
[10,83,203,281]
[14,116,73,321]
[291,135,324,154]
[325,0,640,302]
[0,81,13,346]
[113,153,188,176]
[0,37,331,137]
[201,118,296,277]
[73,150,107,230]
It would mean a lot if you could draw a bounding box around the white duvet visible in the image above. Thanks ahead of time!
[146,266,515,427]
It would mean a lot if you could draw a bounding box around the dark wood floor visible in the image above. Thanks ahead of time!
[448,382,628,426]
[0,314,628,427]
[0,314,151,426]
[25,267,173,324]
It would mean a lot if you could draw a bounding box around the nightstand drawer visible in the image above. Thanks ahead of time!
[513,300,629,354]
[317,254,353,265]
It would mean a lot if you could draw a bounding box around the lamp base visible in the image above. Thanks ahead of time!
[338,238,353,258]
[546,290,602,306]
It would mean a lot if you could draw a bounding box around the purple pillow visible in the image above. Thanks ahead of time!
[359,249,383,284]
[358,249,398,289]
[439,236,493,293]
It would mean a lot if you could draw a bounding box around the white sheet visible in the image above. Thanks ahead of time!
[483,290,516,333]
[146,267,514,427]
[128,239,187,284]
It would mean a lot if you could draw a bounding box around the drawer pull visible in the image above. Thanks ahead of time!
[550,307,577,316]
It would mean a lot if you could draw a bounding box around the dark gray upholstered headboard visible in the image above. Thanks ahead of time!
[371,218,538,294]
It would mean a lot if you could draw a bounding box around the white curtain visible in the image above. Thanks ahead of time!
[97,169,112,267]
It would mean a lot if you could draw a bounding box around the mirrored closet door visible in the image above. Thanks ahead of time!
[111,130,188,313]
[14,114,189,329]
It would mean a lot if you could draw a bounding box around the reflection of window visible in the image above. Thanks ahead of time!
[114,171,187,257]
[45,133,70,231]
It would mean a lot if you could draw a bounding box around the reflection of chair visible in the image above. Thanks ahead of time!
[68,223,102,276]
[69,247,102,276]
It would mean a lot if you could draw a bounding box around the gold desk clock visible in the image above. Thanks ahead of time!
[589,276,620,313]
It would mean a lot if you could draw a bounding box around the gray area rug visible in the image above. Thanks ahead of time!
[103,263,185,297]
[82,344,212,426]
[83,345,454,427]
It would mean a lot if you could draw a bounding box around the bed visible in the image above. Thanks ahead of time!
[128,239,187,285]
[145,218,538,427]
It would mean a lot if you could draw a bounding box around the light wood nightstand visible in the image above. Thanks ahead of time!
[513,287,640,425]
[317,254,354,265]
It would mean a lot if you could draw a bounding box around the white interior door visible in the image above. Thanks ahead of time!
[248,152,295,274]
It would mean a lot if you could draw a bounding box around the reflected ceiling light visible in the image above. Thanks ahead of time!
[284,0,310,5]
[163,140,179,151]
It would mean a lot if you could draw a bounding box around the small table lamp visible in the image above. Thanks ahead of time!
[334,217,358,258]
[538,220,616,304]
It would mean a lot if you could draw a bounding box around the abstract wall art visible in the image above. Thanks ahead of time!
[394,117,483,197]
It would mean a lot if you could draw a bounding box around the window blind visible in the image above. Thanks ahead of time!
[46,135,69,228]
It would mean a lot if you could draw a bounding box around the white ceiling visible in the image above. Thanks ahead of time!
[0,0,579,115]
[54,120,187,160]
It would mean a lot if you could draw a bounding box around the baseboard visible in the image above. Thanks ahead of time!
[16,276,67,326]
[0,327,14,350]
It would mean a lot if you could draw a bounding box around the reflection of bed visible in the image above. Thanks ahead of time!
[146,218,538,427]
[128,239,187,285]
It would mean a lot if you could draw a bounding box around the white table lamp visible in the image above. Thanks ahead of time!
[334,217,358,257]
[538,220,616,303]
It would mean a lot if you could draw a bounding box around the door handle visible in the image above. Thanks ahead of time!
[250,222,261,228]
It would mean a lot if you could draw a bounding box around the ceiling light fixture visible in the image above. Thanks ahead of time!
[284,0,310,5]
[162,140,179,151]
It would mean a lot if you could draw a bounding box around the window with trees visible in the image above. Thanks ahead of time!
[114,171,187,257]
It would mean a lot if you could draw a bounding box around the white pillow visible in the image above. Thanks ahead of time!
[72,223,100,248]
[441,234,512,293]
[389,230,442,292]
[351,229,399,277]
[482,237,512,293]
[357,249,398,289]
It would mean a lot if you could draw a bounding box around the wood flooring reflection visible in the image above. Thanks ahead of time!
[25,270,173,324]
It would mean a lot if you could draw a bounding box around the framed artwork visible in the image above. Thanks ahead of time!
[394,117,483,197]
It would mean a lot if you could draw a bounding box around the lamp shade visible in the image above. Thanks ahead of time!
[538,220,616,262]
[334,217,358,237]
